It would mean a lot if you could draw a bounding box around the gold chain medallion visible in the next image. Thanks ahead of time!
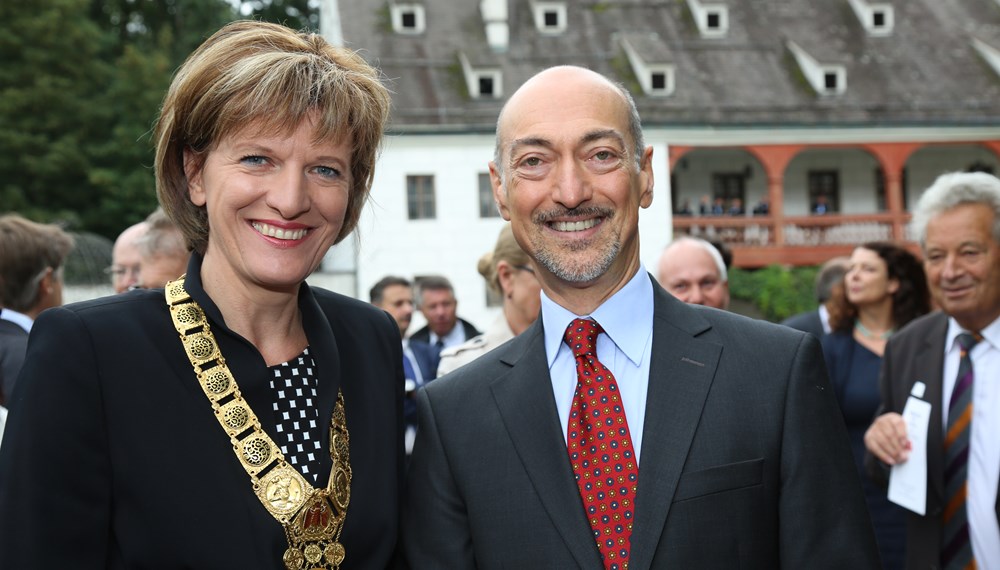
[166,276,350,569]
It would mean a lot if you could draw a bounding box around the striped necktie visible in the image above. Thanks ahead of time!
[942,332,982,570]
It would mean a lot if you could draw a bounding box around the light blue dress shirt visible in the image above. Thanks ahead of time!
[541,266,654,464]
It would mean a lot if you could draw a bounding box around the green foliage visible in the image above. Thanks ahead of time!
[0,0,319,240]
[729,265,819,322]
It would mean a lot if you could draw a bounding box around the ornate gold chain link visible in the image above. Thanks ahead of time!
[165,277,350,569]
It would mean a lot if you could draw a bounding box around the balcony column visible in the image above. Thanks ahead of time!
[863,142,922,241]
[746,144,805,247]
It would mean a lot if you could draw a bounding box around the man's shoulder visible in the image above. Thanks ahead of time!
[781,309,819,329]
[890,311,946,347]
[409,325,431,342]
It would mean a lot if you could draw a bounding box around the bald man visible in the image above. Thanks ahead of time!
[403,65,877,569]
[108,221,149,293]
[657,236,730,310]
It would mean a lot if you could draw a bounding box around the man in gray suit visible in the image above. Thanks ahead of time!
[864,171,1000,568]
[403,66,878,568]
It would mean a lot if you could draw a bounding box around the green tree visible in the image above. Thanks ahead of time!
[0,0,114,227]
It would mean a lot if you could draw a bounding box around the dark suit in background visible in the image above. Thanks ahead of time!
[403,338,439,437]
[409,318,480,348]
[781,308,824,339]
[405,279,880,568]
[0,315,28,402]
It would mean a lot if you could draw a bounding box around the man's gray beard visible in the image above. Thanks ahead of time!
[534,238,621,283]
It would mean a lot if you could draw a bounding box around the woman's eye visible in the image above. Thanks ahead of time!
[240,155,267,166]
[315,166,341,178]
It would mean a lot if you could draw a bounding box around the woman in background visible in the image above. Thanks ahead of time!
[822,241,930,570]
[437,224,540,376]
[0,21,401,569]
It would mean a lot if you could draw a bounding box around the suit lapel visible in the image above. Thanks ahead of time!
[628,284,720,570]
[489,321,603,569]
[918,314,948,512]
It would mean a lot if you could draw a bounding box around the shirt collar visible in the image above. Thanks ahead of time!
[540,266,654,368]
[945,313,1000,353]
[0,308,33,333]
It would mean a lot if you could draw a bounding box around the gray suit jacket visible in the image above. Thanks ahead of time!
[866,311,1000,569]
[404,276,879,569]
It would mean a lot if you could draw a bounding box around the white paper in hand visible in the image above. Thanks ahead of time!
[887,393,931,515]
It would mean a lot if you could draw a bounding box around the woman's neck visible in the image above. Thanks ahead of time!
[199,266,306,365]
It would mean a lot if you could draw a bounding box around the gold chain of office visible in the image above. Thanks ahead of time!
[165,276,351,570]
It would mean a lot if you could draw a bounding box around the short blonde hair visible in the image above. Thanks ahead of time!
[478,224,531,294]
[154,20,391,253]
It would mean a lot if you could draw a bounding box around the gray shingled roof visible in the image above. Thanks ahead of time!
[337,0,1000,131]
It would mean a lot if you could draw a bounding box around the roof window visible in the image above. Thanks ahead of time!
[532,2,567,34]
[391,3,426,34]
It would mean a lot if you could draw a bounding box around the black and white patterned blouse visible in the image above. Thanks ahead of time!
[268,347,322,484]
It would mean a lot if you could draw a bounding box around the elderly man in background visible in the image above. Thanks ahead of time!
[108,219,149,293]
[656,235,730,310]
[135,208,188,290]
[0,214,74,402]
[865,171,1000,569]
[409,275,481,353]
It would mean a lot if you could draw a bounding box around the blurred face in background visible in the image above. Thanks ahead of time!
[109,222,148,293]
[497,261,542,335]
[845,247,896,308]
[421,288,458,336]
[657,241,729,310]
[923,203,1000,332]
[376,283,414,337]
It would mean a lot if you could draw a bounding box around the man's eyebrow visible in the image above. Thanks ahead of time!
[509,137,553,155]
[580,129,626,147]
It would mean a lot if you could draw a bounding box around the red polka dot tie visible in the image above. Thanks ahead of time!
[564,318,638,570]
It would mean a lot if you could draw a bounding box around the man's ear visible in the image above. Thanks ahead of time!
[184,148,206,206]
[638,146,654,209]
[489,161,511,221]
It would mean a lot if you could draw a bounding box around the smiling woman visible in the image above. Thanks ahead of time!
[0,21,402,570]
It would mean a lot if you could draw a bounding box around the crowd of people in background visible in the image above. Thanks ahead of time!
[0,19,999,570]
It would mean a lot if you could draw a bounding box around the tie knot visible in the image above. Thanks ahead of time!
[957,332,982,352]
[563,318,604,358]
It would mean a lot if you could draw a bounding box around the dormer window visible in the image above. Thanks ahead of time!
[478,75,496,97]
[459,53,503,99]
[391,3,425,34]
[846,0,893,36]
[685,0,729,38]
[620,37,675,96]
[651,72,667,90]
[823,72,838,90]
[532,2,567,34]
[787,41,847,96]
[706,11,721,30]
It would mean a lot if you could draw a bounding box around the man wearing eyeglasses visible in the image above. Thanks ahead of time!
[0,214,74,403]
[107,220,149,293]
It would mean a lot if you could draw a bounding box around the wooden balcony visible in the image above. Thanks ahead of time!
[672,212,917,267]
